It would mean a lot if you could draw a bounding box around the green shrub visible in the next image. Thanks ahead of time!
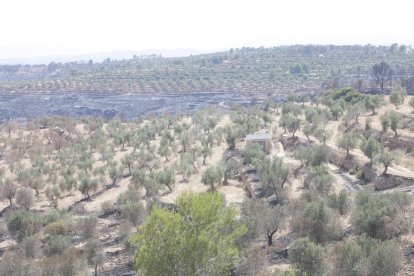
[333,236,402,276]
[0,251,35,275]
[44,209,70,224]
[21,236,39,258]
[293,201,342,244]
[44,220,70,236]
[77,216,97,239]
[43,235,71,257]
[349,167,364,179]
[100,200,113,214]
[121,201,146,226]
[326,190,350,216]
[353,192,411,240]
[40,247,88,275]
[7,210,42,242]
[289,237,325,276]
[243,142,265,165]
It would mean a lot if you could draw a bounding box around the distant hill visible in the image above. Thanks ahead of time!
[0,44,413,95]
[0,49,212,65]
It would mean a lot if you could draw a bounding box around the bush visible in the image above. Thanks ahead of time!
[121,201,146,226]
[84,240,106,275]
[43,235,71,257]
[243,142,265,164]
[289,237,325,276]
[333,239,367,276]
[326,190,350,216]
[306,165,334,195]
[7,210,42,242]
[40,247,88,276]
[0,251,34,275]
[293,201,341,244]
[21,236,39,258]
[100,200,113,214]
[296,144,331,167]
[118,221,134,249]
[367,238,402,276]
[44,220,71,236]
[44,209,70,224]
[236,246,268,275]
[353,192,411,240]
[15,187,34,210]
[77,216,97,239]
[299,190,320,204]
[71,202,86,215]
[333,236,402,276]
[349,166,364,179]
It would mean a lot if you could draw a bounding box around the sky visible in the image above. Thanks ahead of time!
[0,0,413,58]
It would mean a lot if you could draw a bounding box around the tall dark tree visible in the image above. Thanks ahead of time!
[372,61,393,92]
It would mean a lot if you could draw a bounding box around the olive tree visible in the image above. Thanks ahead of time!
[225,125,240,150]
[345,102,365,124]
[375,149,399,175]
[360,136,381,167]
[242,199,285,246]
[388,111,401,136]
[293,201,342,244]
[353,191,411,240]
[17,169,44,196]
[121,153,134,176]
[364,95,385,115]
[85,240,106,276]
[7,210,42,242]
[326,190,350,216]
[243,142,265,165]
[202,165,223,191]
[78,174,98,199]
[380,112,390,132]
[337,131,359,159]
[256,156,289,202]
[108,162,120,186]
[390,85,407,108]
[45,186,61,209]
[223,159,239,184]
[154,166,176,192]
[16,187,35,211]
[306,165,335,195]
[0,178,17,205]
[296,144,331,168]
[333,237,402,276]
[289,237,325,276]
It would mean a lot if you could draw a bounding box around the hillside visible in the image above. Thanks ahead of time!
[1,91,414,275]
[1,44,414,94]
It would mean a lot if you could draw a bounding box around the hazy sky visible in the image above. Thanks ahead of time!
[0,0,413,58]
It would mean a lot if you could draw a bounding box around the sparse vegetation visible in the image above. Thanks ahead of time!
[1,45,414,275]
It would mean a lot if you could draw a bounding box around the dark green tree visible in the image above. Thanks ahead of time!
[372,61,392,91]
[130,192,247,275]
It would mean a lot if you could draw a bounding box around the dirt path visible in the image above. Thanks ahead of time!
[328,164,364,193]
